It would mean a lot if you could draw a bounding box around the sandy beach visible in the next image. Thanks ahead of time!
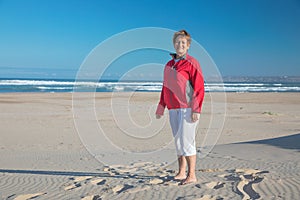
[0,92,299,200]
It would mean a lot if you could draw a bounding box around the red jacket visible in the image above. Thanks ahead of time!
[156,53,205,115]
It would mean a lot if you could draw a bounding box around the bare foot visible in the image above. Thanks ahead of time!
[181,176,197,185]
[174,173,186,180]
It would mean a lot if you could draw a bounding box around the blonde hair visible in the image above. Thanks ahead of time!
[173,30,191,45]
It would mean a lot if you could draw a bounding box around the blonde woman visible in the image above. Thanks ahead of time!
[156,30,205,185]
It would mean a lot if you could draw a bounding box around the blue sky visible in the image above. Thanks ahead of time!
[0,0,299,79]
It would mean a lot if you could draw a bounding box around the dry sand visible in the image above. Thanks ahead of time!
[0,92,299,200]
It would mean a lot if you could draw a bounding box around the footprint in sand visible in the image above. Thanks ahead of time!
[65,176,99,191]
[198,168,224,173]
[64,183,81,191]
[81,195,102,200]
[73,176,93,182]
[227,168,268,200]
[13,192,47,200]
[196,194,222,200]
[112,184,134,194]
[149,178,164,185]
[235,168,261,175]
[90,178,106,186]
[236,174,264,200]
[164,181,180,186]
[205,181,225,190]
[111,184,152,195]
[105,162,166,175]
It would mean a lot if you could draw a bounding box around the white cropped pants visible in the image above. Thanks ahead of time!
[169,108,198,156]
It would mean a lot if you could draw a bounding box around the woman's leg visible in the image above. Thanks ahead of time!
[182,155,197,184]
[169,109,186,179]
[180,108,198,184]
[174,155,187,180]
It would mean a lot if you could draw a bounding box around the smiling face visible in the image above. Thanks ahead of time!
[174,35,190,58]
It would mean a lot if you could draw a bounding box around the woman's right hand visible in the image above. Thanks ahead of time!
[156,114,162,119]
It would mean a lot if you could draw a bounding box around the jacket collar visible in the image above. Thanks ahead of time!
[170,53,187,60]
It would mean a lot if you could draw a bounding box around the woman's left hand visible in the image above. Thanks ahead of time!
[191,112,200,122]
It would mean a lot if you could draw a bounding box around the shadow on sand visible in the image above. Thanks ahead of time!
[0,169,110,177]
[0,168,169,181]
[242,133,300,151]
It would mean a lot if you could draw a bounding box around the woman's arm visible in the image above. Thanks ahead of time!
[155,86,166,117]
[190,60,205,114]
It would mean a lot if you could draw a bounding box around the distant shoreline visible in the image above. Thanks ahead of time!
[0,77,300,93]
[1,75,300,82]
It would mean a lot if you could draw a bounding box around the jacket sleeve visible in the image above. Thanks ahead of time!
[156,85,166,115]
[190,60,205,113]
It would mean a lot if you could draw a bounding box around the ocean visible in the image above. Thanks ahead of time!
[0,77,300,93]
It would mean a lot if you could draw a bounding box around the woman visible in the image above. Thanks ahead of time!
[156,30,205,185]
